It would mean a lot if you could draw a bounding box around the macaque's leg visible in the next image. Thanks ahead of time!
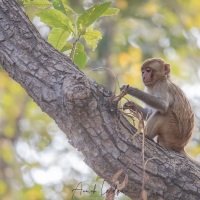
[148,112,185,152]
[158,122,183,152]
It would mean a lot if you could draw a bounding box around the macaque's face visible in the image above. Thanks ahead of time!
[141,67,154,86]
[141,59,170,87]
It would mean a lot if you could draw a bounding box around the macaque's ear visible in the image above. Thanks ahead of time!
[164,63,170,76]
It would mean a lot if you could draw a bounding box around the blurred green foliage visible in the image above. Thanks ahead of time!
[1,0,200,199]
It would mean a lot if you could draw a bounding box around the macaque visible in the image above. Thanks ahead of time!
[121,58,194,154]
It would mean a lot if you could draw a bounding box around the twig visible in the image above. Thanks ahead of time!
[122,100,147,200]
[87,67,120,95]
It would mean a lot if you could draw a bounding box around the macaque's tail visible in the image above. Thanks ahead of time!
[180,149,200,167]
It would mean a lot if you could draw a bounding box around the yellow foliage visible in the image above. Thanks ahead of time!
[119,47,142,68]
[186,145,200,157]
[123,71,135,86]
[0,140,14,164]
[143,2,158,15]
[115,0,128,10]
[163,11,178,26]
[183,15,193,28]
[118,52,132,68]
[4,125,15,138]
[18,185,45,200]
[177,0,200,28]
[119,47,143,89]
[182,13,200,28]
[179,0,200,13]
[0,72,29,140]
[123,63,143,88]
[26,186,45,200]
[0,180,7,195]
[0,73,8,90]
[128,47,142,63]
[194,14,200,28]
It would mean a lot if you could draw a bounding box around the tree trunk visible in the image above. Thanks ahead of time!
[0,1,200,199]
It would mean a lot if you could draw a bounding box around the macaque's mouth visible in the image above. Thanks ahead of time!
[143,81,152,84]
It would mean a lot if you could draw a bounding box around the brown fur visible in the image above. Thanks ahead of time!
[122,58,194,153]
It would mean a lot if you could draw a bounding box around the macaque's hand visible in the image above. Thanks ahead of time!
[120,84,129,92]
[111,84,129,105]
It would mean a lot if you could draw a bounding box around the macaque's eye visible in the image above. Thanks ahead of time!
[146,67,151,73]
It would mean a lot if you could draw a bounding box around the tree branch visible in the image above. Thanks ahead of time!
[0,1,200,199]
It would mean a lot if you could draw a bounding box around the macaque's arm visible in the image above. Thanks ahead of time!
[127,86,169,114]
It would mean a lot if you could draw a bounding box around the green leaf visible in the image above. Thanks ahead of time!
[83,27,102,51]
[63,4,76,14]
[101,8,119,17]
[48,28,70,51]
[76,43,84,51]
[24,0,52,9]
[37,9,74,32]
[53,0,67,15]
[77,2,111,33]
[74,49,87,69]
[60,43,73,52]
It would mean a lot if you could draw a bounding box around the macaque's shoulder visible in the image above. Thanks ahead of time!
[145,81,170,98]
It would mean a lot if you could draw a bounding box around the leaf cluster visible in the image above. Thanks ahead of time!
[23,0,119,69]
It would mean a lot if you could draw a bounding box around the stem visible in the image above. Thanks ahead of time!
[70,14,80,61]
[70,38,79,60]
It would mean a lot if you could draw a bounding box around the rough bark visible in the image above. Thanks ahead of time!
[0,1,200,199]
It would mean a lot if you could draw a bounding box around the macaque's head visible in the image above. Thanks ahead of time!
[141,58,170,86]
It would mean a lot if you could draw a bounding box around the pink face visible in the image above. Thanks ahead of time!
[141,67,153,86]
